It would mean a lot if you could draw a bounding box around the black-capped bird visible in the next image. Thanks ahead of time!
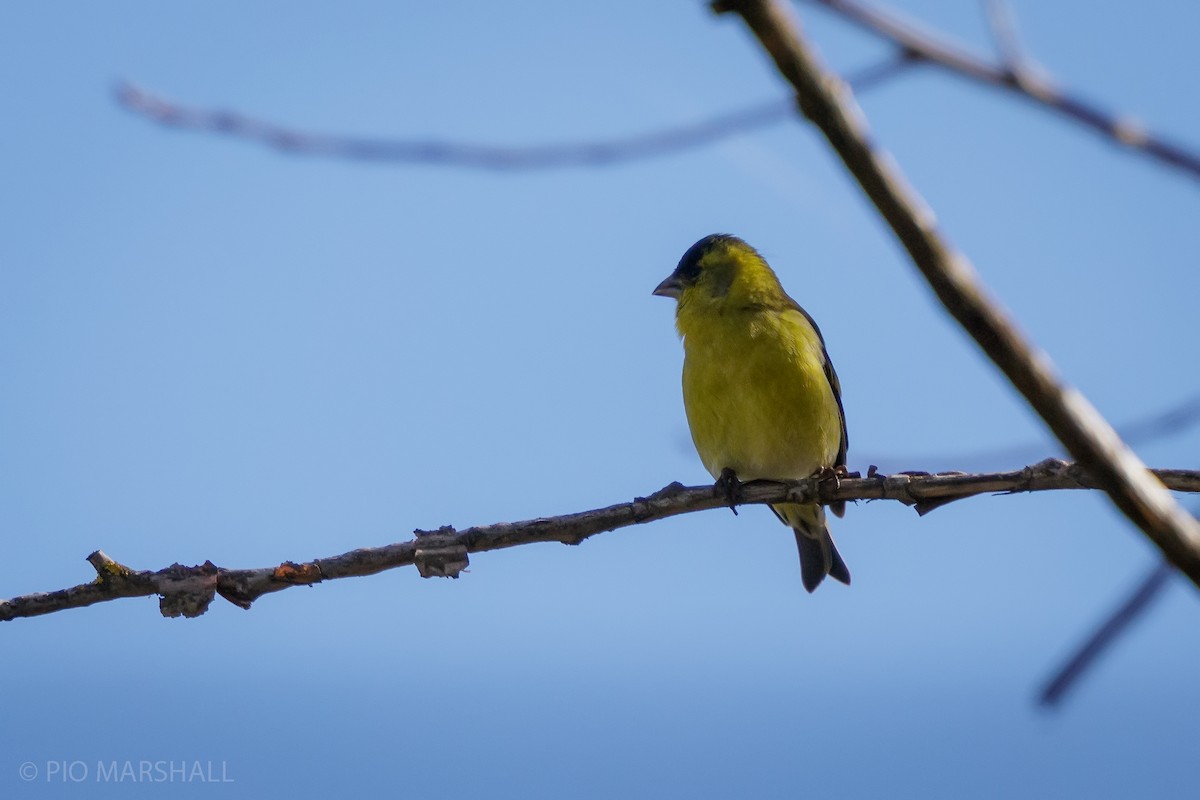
[654,234,850,592]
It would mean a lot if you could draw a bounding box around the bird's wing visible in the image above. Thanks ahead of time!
[786,298,848,470]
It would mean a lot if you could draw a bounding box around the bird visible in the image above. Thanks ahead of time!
[653,233,850,592]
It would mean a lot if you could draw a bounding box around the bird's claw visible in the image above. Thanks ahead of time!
[814,465,844,495]
[716,467,741,516]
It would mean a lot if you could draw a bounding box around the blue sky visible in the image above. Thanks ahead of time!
[3,2,1199,797]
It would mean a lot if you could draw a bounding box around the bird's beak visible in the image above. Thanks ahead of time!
[652,273,682,299]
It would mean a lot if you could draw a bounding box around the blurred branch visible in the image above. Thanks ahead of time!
[115,2,1200,180]
[113,59,913,169]
[114,82,783,169]
[713,0,1200,587]
[863,390,1200,472]
[3,460,1200,621]
[981,0,1036,82]
[1038,559,1175,708]
[802,0,1200,180]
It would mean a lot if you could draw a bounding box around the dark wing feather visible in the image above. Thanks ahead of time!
[787,298,849,517]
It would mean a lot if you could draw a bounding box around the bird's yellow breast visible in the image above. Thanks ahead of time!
[680,306,841,482]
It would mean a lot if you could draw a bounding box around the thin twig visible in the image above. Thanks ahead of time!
[981,0,1036,84]
[3,460,1199,622]
[863,390,1200,472]
[803,0,1200,180]
[1038,559,1175,708]
[843,51,922,91]
[113,58,911,170]
[713,0,1200,587]
[114,5,1200,180]
[115,81,796,170]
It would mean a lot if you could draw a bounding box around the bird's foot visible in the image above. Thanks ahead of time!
[814,464,845,494]
[814,464,843,480]
[715,467,741,516]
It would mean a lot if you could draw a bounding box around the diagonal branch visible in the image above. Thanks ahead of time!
[1037,559,1175,708]
[981,0,1036,81]
[3,460,1199,622]
[712,0,1200,587]
[802,0,1200,180]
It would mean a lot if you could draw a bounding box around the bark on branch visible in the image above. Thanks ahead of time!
[712,0,1200,587]
[2,460,1198,622]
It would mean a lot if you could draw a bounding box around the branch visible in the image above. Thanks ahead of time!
[713,0,1200,587]
[3,460,1199,622]
[113,58,916,170]
[864,390,1200,472]
[877,390,1200,702]
[802,0,1200,180]
[1037,559,1174,708]
[114,81,793,170]
[981,0,1036,81]
[113,5,1200,182]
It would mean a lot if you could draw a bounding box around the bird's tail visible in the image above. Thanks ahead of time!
[773,502,850,593]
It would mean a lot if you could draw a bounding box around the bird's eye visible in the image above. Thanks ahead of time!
[677,261,701,283]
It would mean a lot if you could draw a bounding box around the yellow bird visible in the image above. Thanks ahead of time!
[654,234,850,592]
